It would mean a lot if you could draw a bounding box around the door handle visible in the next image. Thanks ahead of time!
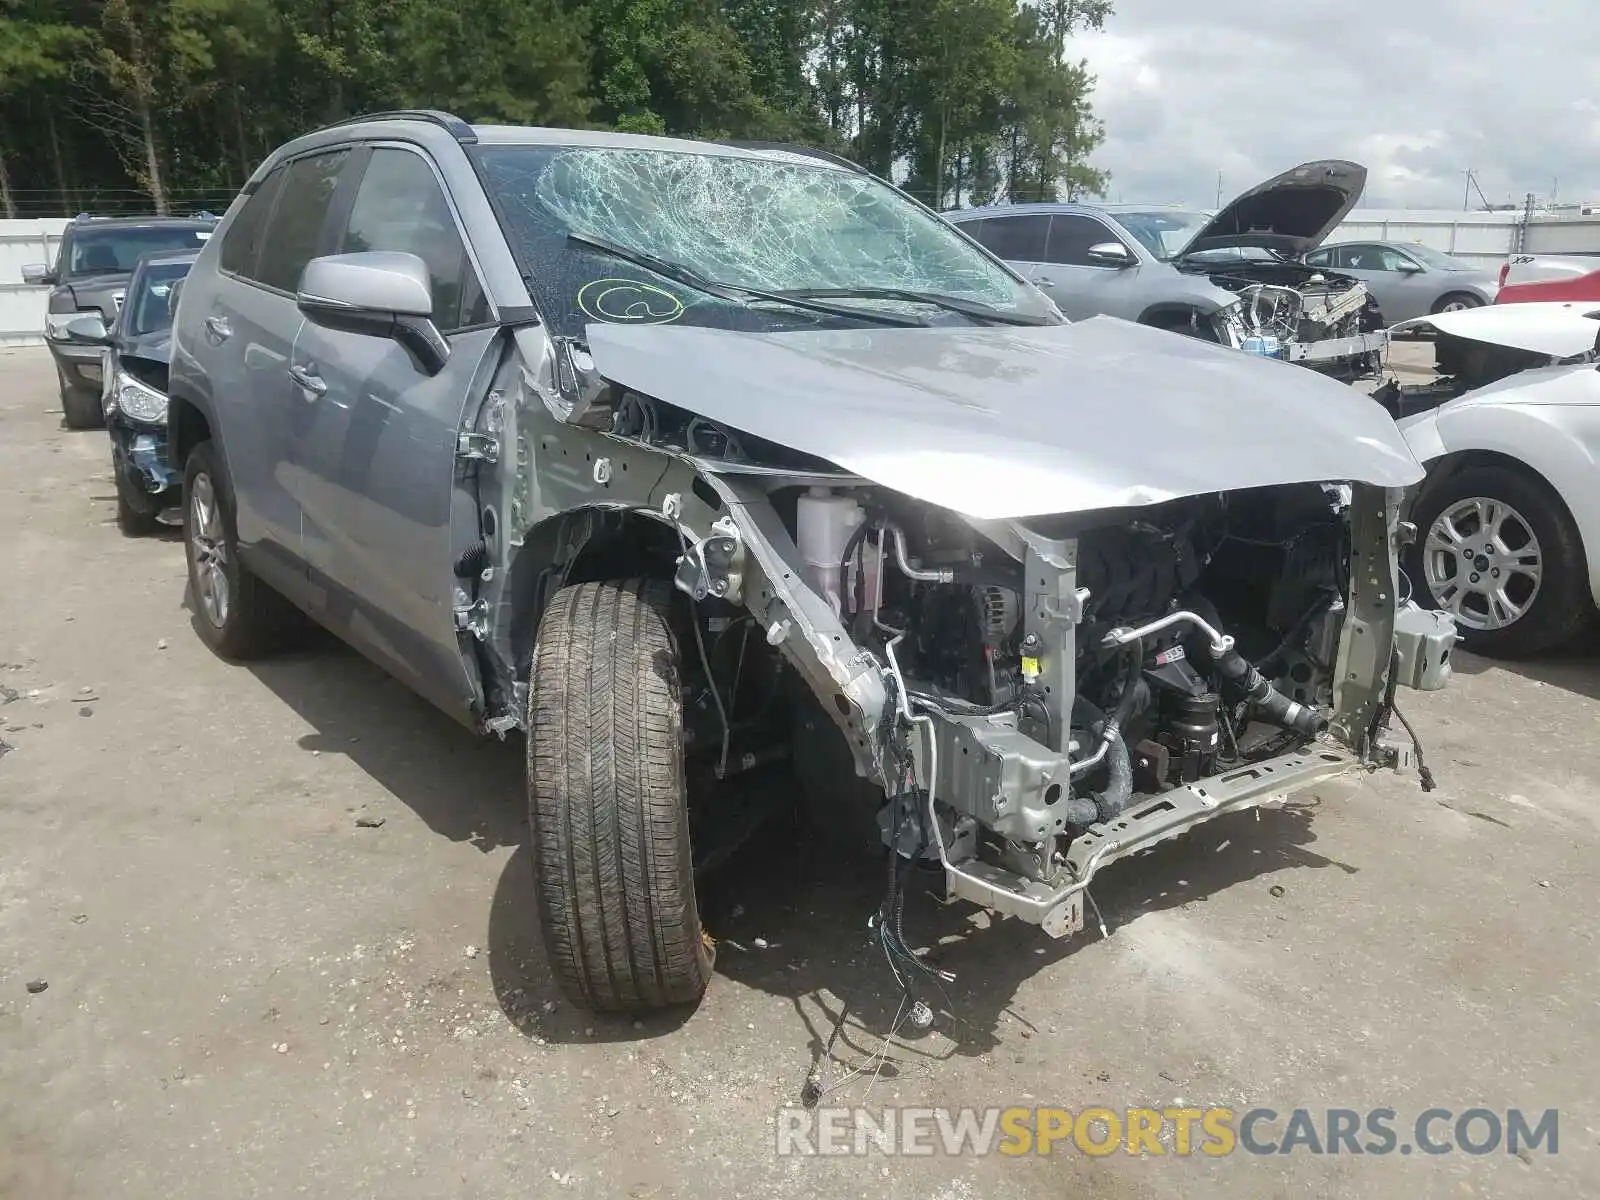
[204,315,232,343]
[288,364,327,398]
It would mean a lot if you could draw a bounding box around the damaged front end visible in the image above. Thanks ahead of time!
[465,316,1452,943]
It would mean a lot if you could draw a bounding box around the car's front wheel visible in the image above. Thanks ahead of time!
[182,441,301,659]
[1407,464,1591,656]
[526,579,713,1013]
[1432,292,1484,315]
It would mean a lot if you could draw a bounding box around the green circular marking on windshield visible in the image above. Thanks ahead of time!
[577,278,685,324]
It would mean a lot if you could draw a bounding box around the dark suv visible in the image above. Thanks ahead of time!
[167,111,1445,1014]
[22,215,216,427]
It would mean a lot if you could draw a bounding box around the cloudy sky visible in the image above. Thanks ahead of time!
[1075,0,1600,210]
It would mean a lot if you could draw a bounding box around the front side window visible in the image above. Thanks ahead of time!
[478,144,1052,338]
[63,225,211,278]
[338,148,488,331]
[125,261,195,336]
[219,168,285,280]
[256,149,349,294]
[1378,246,1420,272]
[1045,214,1121,266]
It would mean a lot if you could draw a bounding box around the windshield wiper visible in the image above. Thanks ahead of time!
[564,231,929,327]
[775,286,1053,326]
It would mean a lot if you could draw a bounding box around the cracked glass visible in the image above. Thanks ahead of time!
[476,144,1052,338]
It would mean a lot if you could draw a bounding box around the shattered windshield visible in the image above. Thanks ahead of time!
[477,144,1052,337]
[1111,210,1214,260]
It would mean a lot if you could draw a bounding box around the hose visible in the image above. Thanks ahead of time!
[1186,596,1327,737]
[838,518,871,620]
[1066,697,1135,826]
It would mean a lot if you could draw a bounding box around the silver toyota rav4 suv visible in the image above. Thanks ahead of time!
[169,111,1454,1014]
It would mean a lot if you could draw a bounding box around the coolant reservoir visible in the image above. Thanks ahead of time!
[796,487,863,616]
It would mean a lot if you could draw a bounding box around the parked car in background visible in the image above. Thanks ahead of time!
[167,113,1443,1014]
[945,160,1387,376]
[20,214,216,428]
[1496,267,1600,305]
[1381,302,1600,655]
[103,250,198,534]
[1498,252,1600,289]
[1302,241,1499,323]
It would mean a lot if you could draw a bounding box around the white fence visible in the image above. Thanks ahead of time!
[1329,209,1600,269]
[0,219,68,347]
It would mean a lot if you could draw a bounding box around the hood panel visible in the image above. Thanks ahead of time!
[1391,302,1600,360]
[1180,160,1366,259]
[585,318,1421,520]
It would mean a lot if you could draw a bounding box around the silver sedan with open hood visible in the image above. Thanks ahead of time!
[168,115,1453,1015]
[947,160,1388,377]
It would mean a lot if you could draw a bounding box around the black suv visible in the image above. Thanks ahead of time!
[22,215,216,428]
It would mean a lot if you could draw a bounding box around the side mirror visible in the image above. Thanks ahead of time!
[297,251,449,375]
[21,263,52,285]
[62,313,109,345]
[1396,261,1424,274]
[167,277,185,320]
[1086,241,1134,268]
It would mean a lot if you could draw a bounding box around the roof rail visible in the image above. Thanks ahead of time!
[718,140,867,174]
[320,109,477,144]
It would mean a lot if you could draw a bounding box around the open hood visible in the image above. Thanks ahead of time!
[585,317,1421,520]
[1178,160,1366,259]
[1390,302,1600,359]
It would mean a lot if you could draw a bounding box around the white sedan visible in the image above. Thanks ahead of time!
[1388,303,1600,655]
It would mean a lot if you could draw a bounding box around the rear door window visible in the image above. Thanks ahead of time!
[255,149,350,294]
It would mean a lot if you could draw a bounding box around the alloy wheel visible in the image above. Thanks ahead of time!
[188,472,231,628]
[1422,495,1542,630]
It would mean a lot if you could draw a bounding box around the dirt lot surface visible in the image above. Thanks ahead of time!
[2,341,1597,1198]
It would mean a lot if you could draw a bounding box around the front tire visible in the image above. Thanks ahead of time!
[527,579,713,1013]
[1407,464,1590,656]
[1432,292,1484,315]
[182,441,300,659]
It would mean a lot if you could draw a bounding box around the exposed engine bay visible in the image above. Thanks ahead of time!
[1194,259,1386,374]
[542,380,1453,943]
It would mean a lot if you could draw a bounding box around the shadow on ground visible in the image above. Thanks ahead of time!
[224,617,1363,1089]
[242,627,525,852]
[487,785,1357,1098]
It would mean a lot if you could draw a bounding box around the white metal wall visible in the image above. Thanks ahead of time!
[0,219,68,346]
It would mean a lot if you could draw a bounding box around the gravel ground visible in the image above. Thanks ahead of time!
[1,341,1596,1199]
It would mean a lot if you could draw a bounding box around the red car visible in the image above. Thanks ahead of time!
[1496,264,1600,304]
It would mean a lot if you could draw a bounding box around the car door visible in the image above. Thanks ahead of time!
[1327,244,1408,323]
[197,148,351,596]
[287,144,497,716]
[1041,213,1145,321]
[1372,244,1434,322]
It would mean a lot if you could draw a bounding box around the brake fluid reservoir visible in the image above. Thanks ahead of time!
[796,487,863,615]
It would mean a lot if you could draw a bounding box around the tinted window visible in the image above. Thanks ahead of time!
[973,214,1049,261]
[1337,245,1379,270]
[256,149,349,293]
[219,168,284,279]
[1045,214,1120,266]
[63,225,212,278]
[337,148,488,330]
[126,260,194,336]
[1303,249,1333,268]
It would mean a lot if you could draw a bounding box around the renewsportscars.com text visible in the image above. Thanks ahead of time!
[775,1106,1559,1158]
